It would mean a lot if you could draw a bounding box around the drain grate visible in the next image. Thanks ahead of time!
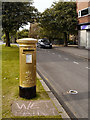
[68,90,78,94]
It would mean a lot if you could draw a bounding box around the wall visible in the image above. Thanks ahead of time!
[86,30,90,49]
[79,30,86,47]
[78,15,89,24]
[76,1,90,24]
[77,2,88,10]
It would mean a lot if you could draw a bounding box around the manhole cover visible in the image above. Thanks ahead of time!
[68,90,78,94]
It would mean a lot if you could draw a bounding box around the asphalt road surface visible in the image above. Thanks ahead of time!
[37,47,88,119]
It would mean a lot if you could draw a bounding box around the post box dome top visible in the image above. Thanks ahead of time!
[17,38,37,44]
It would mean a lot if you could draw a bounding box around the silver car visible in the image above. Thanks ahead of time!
[37,38,52,48]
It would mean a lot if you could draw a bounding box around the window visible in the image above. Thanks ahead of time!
[81,8,88,16]
[78,10,81,17]
[89,7,90,14]
[78,7,90,17]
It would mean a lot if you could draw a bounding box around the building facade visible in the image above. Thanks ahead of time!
[76,0,90,49]
[29,23,39,39]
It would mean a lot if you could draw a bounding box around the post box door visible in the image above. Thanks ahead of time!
[20,48,36,87]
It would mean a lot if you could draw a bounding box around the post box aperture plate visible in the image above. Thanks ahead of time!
[26,54,32,63]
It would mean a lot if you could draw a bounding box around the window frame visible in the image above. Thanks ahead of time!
[78,7,90,18]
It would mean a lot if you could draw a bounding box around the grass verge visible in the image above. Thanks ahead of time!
[2,45,62,119]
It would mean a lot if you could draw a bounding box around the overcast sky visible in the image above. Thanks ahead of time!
[33,0,59,13]
[33,0,76,12]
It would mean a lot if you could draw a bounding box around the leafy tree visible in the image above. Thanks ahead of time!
[39,2,78,46]
[53,2,78,46]
[17,29,29,39]
[2,2,38,46]
[39,8,61,41]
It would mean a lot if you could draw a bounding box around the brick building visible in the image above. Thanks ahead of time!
[76,0,90,49]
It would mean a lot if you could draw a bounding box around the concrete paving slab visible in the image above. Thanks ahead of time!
[40,80,51,92]
[12,100,60,116]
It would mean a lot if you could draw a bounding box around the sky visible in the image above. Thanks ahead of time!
[19,22,30,31]
[33,0,76,12]
[33,0,59,13]
[19,0,59,31]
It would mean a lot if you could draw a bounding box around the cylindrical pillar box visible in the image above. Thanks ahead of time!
[17,38,37,99]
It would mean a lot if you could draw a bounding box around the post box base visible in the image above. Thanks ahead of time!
[19,86,36,99]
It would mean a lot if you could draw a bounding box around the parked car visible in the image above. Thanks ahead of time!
[37,38,52,48]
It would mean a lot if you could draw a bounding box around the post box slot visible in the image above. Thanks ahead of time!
[23,49,34,52]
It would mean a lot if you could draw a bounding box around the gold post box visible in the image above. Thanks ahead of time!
[17,38,37,99]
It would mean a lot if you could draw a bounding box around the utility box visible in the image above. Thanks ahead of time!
[17,38,37,99]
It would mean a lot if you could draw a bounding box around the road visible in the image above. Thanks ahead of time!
[36,47,88,119]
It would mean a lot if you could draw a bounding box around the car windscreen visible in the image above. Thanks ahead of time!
[41,39,50,43]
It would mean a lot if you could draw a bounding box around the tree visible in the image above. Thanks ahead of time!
[39,2,78,46]
[39,8,61,41]
[17,29,29,39]
[2,2,38,46]
[53,2,78,46]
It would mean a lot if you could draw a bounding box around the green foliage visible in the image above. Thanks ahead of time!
[2,2,39,46]
[17,29,29,39]
[1,33,18,43]
[2,2,37,33]
[39,2,78,45]
[1,34,6,42]
[39,8,60,40]
[53,2,78,34]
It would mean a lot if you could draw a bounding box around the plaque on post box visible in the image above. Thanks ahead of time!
[26,54,32,63]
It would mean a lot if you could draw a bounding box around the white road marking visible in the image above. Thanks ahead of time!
[58,55,61,57]
[86,67,90,69]
[73,61,79,64]
[52,53,55,54]
[64,58,69,60]
[74,54,78,55]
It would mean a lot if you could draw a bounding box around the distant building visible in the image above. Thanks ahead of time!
[76,0,90,49]
[29,23,39,39]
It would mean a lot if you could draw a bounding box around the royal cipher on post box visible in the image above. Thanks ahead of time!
[17,38,37,99]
